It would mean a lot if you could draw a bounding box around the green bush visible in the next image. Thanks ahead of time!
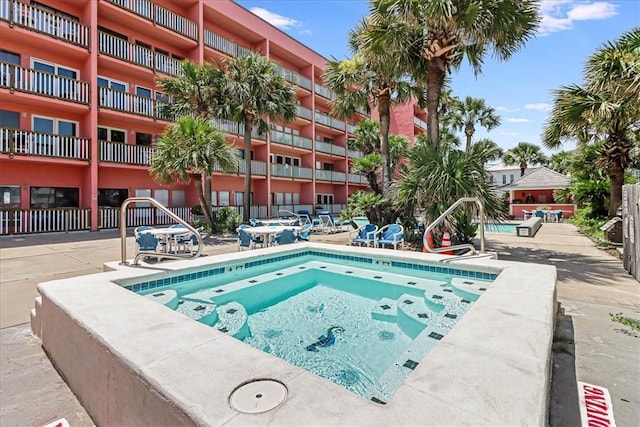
[567,207,608,244]
[211,207,242,234]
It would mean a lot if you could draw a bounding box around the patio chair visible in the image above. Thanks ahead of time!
[237,228,255,251]
[534,210,545,219]
[134,225,153,238]
[317,211,337,233]
[297,223,312,241]
[349,223,378,247]
[273,229,297,245]
[522,210,533,220]
[297,210,312,226]
[374,224,405,250]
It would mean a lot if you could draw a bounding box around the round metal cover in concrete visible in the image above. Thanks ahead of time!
[229,379,287,414]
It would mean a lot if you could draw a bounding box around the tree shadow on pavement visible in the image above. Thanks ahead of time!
[549,303,581,426]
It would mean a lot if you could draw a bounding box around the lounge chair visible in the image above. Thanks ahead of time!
[317,211,337,233]
[297,223,312,241]
[349,224,378,246]
[274,229,297,245]
[297,210,313,226]
[374,224,404,250]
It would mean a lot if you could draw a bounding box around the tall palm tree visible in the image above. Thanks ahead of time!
[365,0,539,147]
[324,18,425,194]
[448,96,501,152]
[471,138,503,164]
[157,61,226,211]
[543,28,640,217]
[150,116,238,230]
[503,142,548,177]
[548,151,574,175]
[219,51,298,221]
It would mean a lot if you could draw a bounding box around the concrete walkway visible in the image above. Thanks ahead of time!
[1,224,638,426]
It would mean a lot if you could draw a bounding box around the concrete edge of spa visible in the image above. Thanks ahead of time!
[33,243,556,426]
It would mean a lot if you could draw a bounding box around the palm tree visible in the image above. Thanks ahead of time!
[503,142,548,177]
[157,61,226,212]
[351,153,384,194]
[470,138,503,164]
[324,18,425,193]
[543,28,640,217]
[150,116,238,230]
[448,96,501,152]
[219,51,297,221]
[548,151,574,175]
[365,0,539,147]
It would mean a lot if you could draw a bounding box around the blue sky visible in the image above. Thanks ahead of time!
[236,0,639,155]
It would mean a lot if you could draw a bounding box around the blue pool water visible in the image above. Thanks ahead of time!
[484,223,518,233]
[126,250,496,402]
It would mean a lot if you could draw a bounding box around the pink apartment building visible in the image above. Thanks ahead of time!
[0,0,426,235]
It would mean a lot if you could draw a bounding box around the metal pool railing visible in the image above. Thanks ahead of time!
[423,197,486,256]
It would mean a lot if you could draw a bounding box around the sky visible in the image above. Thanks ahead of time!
[235,0,639,155]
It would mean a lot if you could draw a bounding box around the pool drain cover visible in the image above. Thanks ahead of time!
[229,379,287,414]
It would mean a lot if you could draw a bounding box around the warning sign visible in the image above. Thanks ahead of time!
[578,381,616,427]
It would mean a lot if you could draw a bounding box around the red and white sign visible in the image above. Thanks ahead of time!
[578,381,617,427]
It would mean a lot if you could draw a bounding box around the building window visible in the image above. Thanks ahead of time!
[0,186,21,208]
[98,126,126,143]
[502,175,507,185]
[31,59,79,98]
[98,189,128,207]
[316,194,334,206]
[30,187,79,208]
[171,190,185,207]
[98,76,128,110]
[510,174,514,183]
[136,132,152,146]
[234,192,244,206]
[219,191,230,206]
[0,110,20,128]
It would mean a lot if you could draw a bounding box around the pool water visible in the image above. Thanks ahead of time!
[134,255,494,402]
[484,223,517,233]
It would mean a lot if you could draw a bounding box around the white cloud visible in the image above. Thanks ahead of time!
[299,29,312,36]
[525,103,552,112]
[506,118,531,123]
[495,106,520,113]
[539,1,618,35]
[249,7,301,30]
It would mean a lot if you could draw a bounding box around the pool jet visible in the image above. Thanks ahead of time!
[305,326,344,352]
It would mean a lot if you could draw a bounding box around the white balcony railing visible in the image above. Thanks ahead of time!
[1,128,90,160]
[348,149,364,159]
[315,83,335,100]
[270,164,313,179]
[1,0,90,48]
[105,0,197,40]
[275,65,312,91]
[0,61,90,104]
[315,111,331,127]
[0,208,91,235]
[98,87,172,121]
[99,140,153,165]
[270,130,313,150]
[296,106,313,121]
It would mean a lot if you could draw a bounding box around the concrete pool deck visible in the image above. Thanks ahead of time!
[1,224,639,426]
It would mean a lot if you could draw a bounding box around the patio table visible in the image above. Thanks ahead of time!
[139,227,193,253]
[242,226,301,247]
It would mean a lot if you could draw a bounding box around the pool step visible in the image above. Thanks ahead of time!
[449,278,490,302]
[396,294,430,339]
[215,302,250,340]
[144,289,179,309]
[176,300,218,326]
[181,287,222,303]
[371,298,398,323]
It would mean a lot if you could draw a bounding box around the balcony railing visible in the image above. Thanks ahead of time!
[315,112,331,127]
[315,83,335,100]
[348,173,368,184]
[0,208,91,235]
[270,130,313,150]
[0,0,90,48]
[274,65,312,91]
[1,128,90,160]
[314,112,347,132]
[204,29,245,57]
[0,61,90,104]
[211,118,266,140]
[296,106,313,121]
[98,32,183,77]
[315,141,346,157]
[414,116,427,130]
[347,123,357,134]
[98,87,172,120]
[98,206,192,229]
[316,170,347,182]
[348,149,364,159]
[105,0,198,40]
[271,164,313,179]
[99,140,152,165]
[238,160,268,176]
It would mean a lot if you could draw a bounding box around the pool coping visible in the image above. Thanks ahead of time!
[33,242,556,426]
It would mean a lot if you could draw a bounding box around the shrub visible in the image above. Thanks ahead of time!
[211,207,242,234]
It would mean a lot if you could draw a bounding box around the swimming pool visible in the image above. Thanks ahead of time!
[32,242,557,425]
[134,256,493,402]
[484,223,518,233]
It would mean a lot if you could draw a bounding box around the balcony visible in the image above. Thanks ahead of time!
[0,0,90,48]
[98,87,172,121]
[314,111,345,132]
[211,118,266,141]
[347,123,357,134]
[204,29,249,58]
[414,116,427,130]
[214,159,267,176]
[315,83,335,100]
[296,106,313,121]
[348,173,368,184]
[0,62,90,104]
[274,65,312,91]
[315,141,346,157]
[316,170,346,182]
[1,128,90,161]
[271,164,313,179]
[105,0,198,41]
[270,130,312,150]
[348,149,364,159]
[98,32,183,77]
[99,140,152,165]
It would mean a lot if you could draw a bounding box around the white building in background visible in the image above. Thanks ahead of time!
[485,163,541,188]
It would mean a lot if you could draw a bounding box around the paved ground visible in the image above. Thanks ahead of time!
[0,224,638,426]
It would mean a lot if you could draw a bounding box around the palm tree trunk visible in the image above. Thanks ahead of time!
[194,173,215,231]
[426,59,446,147]
[243,116,253,222]
[204,176,212,216]
[608,160,624,218]
[465,127,473,152]
[378,93,391,194]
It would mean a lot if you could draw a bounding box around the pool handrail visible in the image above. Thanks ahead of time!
[423,197,486,256]
[119,197,204,265]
